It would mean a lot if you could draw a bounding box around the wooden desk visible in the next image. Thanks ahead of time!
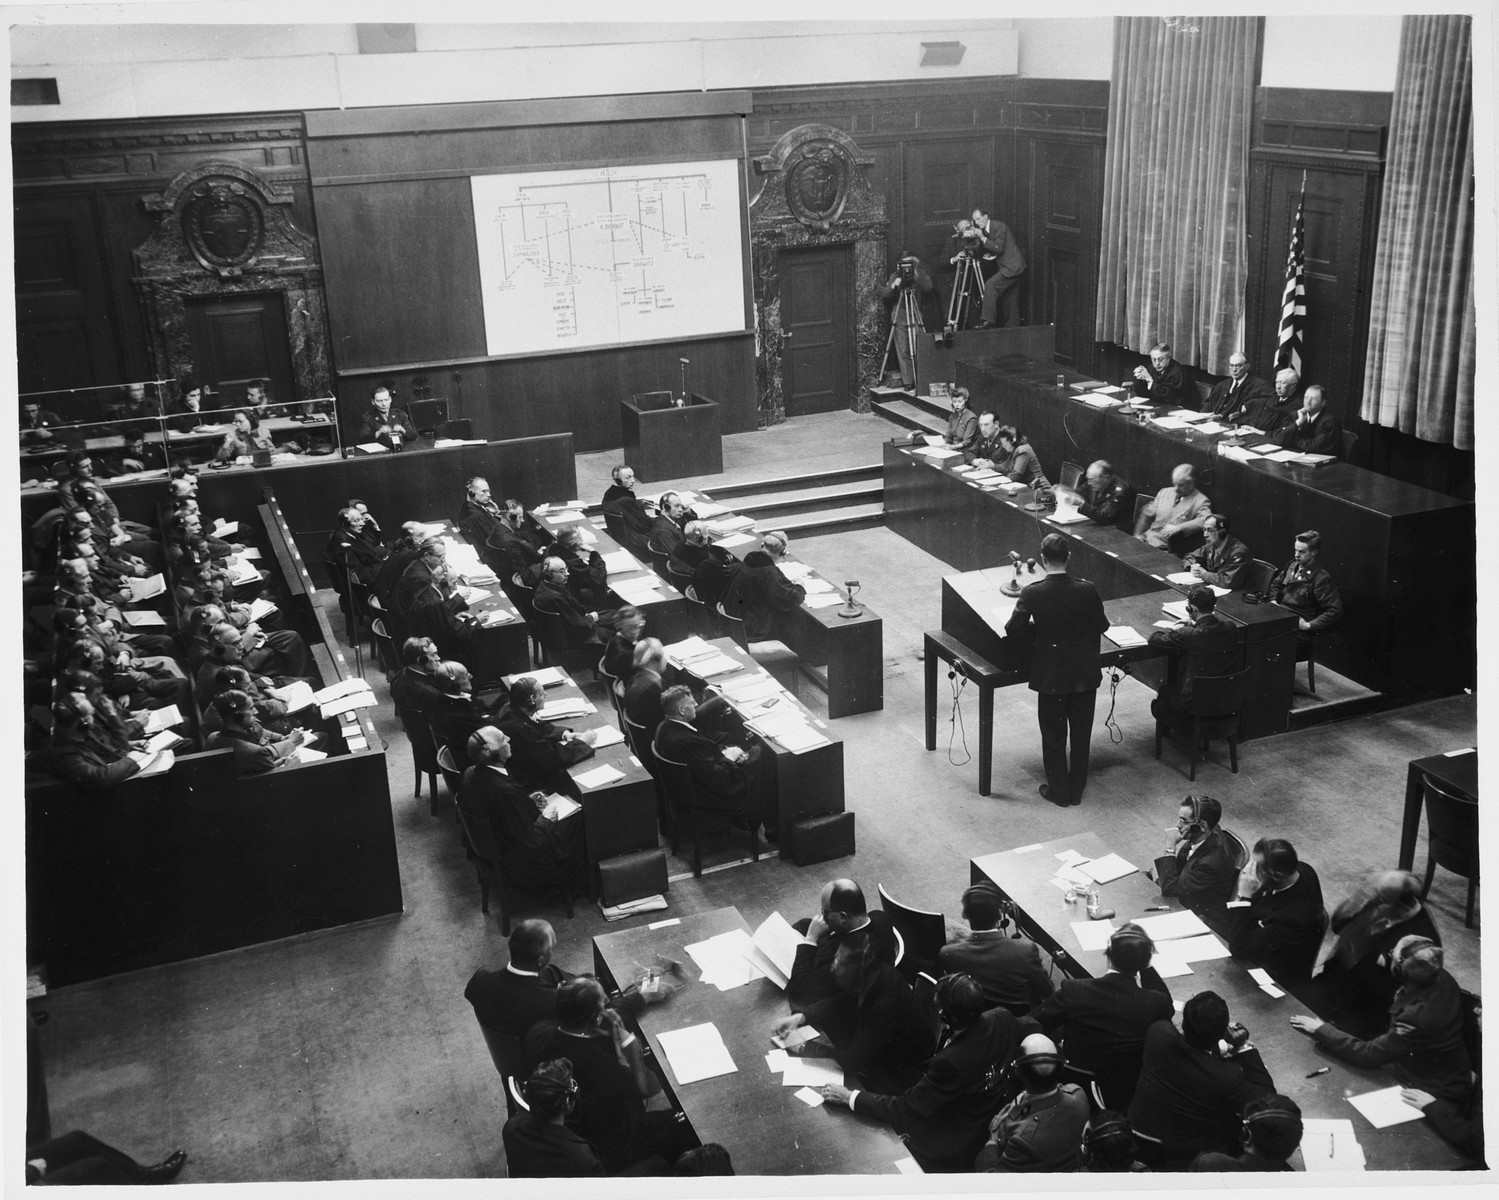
[675,638,845,857]
[889,443,1298,738]
[955,356,1476,698]
[971,834,1472,1171]
[425,519,530,686]
[620,392,723,482]
[1399,749,1478,872]
[592,907,910,1174]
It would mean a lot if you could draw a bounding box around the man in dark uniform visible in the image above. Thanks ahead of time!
[814,973,1029,1173]
[1131,342,1195,410]
[976,1034,1090,1172]
[1147,585,1240,723]
[1272,384,1344,456]
[356,383,414,450]
[1183,513,1253,589]
[1128,991,1275,1168]
[1205,351,1274,420]
[1269,529,1343,652]
[1004,533,1109,807]
[1189,1094,1303,1171]
[1075,460,1134,529]
[1291,936,1473,1103]
[1033,923,1173,1111]
[1149,793,1238,911]
[962,411,1006,467]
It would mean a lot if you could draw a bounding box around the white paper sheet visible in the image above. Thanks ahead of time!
[765,1050,790,1073]
[915,446,962,460]
[743,913,802,989]
[1301,1118,1367,1171]
[143,705,183,733]
[602,550,642,575]
[1160,600,1191,622]
[780,1058,844,1088]
[1106,625,1147,648]
[1153,958,1194,978]
[120,609,167,627]
[718,675,781,703]
[770,1024,820,1050]
[802,593,845,609]
[586,725,626,748]
[1347,1085,1426,1129]
[1071,919,1117,952]
[537,699,595,721]
[247,597,279,622]
[685,929,765,991]
[1055,848,1091,866]
[793,1086,824,1107]
[894,1156,925,1174]
[1153,933,1230,963]
[770,724,832,753]
[570,763,626,790]
[1134,910,1212,940]
[691,654,746,678]
[657,1023,738,1085]
[124,574,166,602]
[505,666,568,688]
[268,680,316,711]
[778,560,814,581]
[713,532,757,549]
[802,577,836,594]
[1078,853,1139,884]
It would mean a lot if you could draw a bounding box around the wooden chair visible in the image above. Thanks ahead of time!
[1340,428,1357,460]
[1243,558,1277,596]
[1420,774,1480,927]
[453,797,574,936]
[1217,826,1250,905]
[395,703,442,815]
[528,600,594,676]
[1132,492,1152,533]
[625,715,672,836]
[715,601,799,696]
[476,1021,526,1120]
[435,742,464,799]
[1153,668,1250,781]
[651,734,759,878]
[1058,461,1084,492]
[878,883,946,983]
[645,536,672,574]
[370,617,398,678]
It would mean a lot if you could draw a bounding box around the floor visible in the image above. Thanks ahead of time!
[30,412,1482,1183]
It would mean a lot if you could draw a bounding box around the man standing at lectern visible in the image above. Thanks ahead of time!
[1004,534,1109,808]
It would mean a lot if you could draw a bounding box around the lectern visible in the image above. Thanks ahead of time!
[619,392,723,482]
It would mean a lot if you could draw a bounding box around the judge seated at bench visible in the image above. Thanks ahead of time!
[1130,342,1195,411]
[1271,384,1344,456]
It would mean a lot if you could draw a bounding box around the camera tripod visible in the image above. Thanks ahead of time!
[946,252,987,333]
[881,285,923,389]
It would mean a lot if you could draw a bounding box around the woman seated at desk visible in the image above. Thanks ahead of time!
[212,410,275,464]
[994,425,1053,496]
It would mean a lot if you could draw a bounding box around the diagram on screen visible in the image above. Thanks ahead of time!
[470,159,746,357]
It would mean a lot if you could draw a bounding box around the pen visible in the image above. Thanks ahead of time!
[1306,1067,1330,1078]
[1143,906,1171,912]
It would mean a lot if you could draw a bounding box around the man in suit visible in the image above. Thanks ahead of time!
[1134,463,1213,553]
[939,882,1054,1014]
[648,491,691,556]
[669,522,740,608]
[460,726,585,896]
[1130,341,1195,410]
[1182,512,1253,590]
[396,539,477,661]
[600,464,656,555]
[428,660,507,769]
[1271,383,1343,455]
[1224,838,1326,983]
[495,675,594,794]
[532,554,601,655]
[1147,585,1240,723]
[203,689,319,774]
[1205,351,1274,421]
[455,476,508,546]
[1033,923,1173,1111]
[815,973,1030,1173]
[1127,991,1275,1168]
[622,638,669,742]
[1189,1093,1304,1172]
[1237,367,1302,435]
[786,879,898,1023]
[465,919,659,1043]
[389,637,444,714]
[325,505,390,587]
[553,527,609,609]
[652,685,774,837]
[1004,533,1109,807]
[1150,794,1238,910]
[967,208,1026,329]
[721,530,805,644]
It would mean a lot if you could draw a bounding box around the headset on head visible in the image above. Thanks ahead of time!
[1180,793,1210,841]
[961,882,1011,932]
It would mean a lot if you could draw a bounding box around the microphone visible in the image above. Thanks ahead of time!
[1000,551,1024,597]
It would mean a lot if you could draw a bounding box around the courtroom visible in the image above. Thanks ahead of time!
[12,9,1490,1188]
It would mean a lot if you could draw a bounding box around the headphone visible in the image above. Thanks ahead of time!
[1014,1045,1065,1090]
[1081,1114,1135,1163]
[524,1067,580,1111]
[961,883,1011,932]
[1179,794,1209,841]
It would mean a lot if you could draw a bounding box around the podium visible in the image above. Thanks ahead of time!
[619,392,723,482]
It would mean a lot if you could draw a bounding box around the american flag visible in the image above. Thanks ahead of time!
[1275,182,1306,377]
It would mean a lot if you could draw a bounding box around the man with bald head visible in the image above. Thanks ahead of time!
[1238,367,1302,434]
[1074,460,1134,529]
[458,726,585,899]
[721,529,805,644]
[785,879,898,1019]
[1134,464,1213,552]
[1205,351,1273,421]
[976,1033,1090,1171]
[1130,342,1194,410]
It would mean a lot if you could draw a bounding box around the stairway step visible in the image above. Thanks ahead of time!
[730,481,883,519]
[777,502,885,538]
[703,463,882,502]
[871,398,946,435]
[905,392,955,420]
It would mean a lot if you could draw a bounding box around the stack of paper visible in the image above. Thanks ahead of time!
[706,514,756,535]
[923,433,948,446]
[1301,1118,1366,1171]
[603,549,642,575]
[540,794,582,821]
[741,913,802,988]
[145,729,186,755]
[803,593,845,609]
[546,510,586,525]
[598,894,669,921]
[570,763,626,790]
[718,672,780,703]
[1134,909,1211,941]
[1048,509,1090,524]
[657,1023,738,1085]
[778,560,814,582]
[771,1024,821,1050]
[1161,600,1191,622]
[691,501,731,518]
[1069,380,1109,390]
[505,666,568,688]
[1153,933,1231,965]
[1078,853,1138,884]
[1149,416,1192,430]
[268,680,316,711]
[1194,420,1230,434]
[914,445,963,460]
[714,531,757,549]
[226,558,262,586]
[1169,409,1212,422]
[780,1057,843,1087]
[586,725,626,749]
[1246,967,1286,999]
[689,653,745,679]
[537,697,595,721]
[132,748,175,777]
[247,597,279,622]
[120,609,167,628]
[124,574,166,602]
[212,518,239,536]
[290,746,328,765]
[1106,625,1147,648]
[802,577,836,594]
[143,705,183,734]
[663,636,719,667]
[763,722,831,754]
[685,929,766,991]
[612,577,664,603]
[318,683,377,720]
[477,609,514,626]
[1083,394,1126,408]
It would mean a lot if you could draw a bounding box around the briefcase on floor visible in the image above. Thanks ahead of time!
[786,810,855,866]
[597,848,669,907]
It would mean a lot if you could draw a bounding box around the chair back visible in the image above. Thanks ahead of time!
[435,742,464,795]
[370,617,398,675]
[1191,668,1251,718]
[396,703,441,772]
[715,600,750,650]
[666,562,695,591]
[1132,493,1151,529]
[435,418,473,440]
[1423,775,1479,876]
[1242,559,1276,596]
[528,602,579,669]
[322,556,350,599]
[878,884,947,982]
[1059,461,1083,492]
[1340,428,1357,460]
[1219,826,1249,873]
[625,716,658,772]
[651,740,701,816]
[477,1021,526,1119]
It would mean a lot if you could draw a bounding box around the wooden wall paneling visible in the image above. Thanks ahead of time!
[902,136,997,312]
[1022,137,1104,372]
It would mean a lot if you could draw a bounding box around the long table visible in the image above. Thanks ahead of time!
[972,834,1472,1171]
[592,907,911,1174]
[888,443,1299,738]
[952,355,1475,699]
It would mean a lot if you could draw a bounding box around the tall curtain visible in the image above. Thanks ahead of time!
[1360,16,1474,450]
[1095,16,1259,374]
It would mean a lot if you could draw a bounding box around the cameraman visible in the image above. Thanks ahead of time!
[953,209,1026,329]
[881,251,933,390]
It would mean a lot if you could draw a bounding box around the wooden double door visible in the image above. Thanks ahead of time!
[185,292,297,406]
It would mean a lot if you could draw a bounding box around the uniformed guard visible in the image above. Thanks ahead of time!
[976,1033,1090,1172]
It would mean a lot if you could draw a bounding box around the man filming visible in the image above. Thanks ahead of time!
[880,251,933,390]
[953,209,1025,329]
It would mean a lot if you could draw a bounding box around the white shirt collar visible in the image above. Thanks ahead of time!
[505,963,539,977]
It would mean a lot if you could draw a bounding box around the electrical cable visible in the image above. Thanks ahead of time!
[1102,664,1127,744]
[946,663,971,766]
